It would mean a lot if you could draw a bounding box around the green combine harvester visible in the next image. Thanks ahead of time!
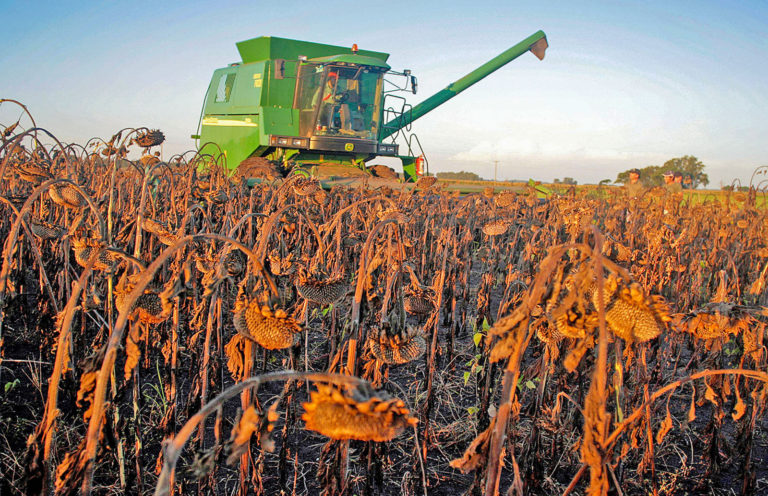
[194,31,548,186]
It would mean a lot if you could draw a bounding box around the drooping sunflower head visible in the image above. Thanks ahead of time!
[543,263,596,340]
[415,176,437,189]
[482,219,511,237]
[221,248,248,280]
[296,270,348,305]
[494,190,516,208]
[49,183,86,209]
[302,383,417,442]
[71,237,120,271]
[113,274,173,325]
[680,302,764,341]
[134,129,165,148]
[368,324,426,365]
[233,295,301,350]
[292,177,322,197]
[141,218,177,246]
[592,274,670,343]
[29,219,66,240]
[404,287,436,316]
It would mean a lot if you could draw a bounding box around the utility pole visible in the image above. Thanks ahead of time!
[493,160,499,183]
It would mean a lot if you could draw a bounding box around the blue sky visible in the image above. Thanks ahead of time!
[2,0,767,186]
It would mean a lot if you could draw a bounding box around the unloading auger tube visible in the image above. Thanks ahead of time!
[380,30,548,140]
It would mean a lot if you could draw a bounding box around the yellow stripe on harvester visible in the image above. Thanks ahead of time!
[202,118,259,127]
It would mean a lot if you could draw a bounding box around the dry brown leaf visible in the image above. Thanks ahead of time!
[225,333,247,382]
[449,419,494,474]
[749,263,768,295]
[76,371,98,422]
[688,388,697,423]
[260,401,279,452]
[564,339,590,373]
[732,392,747,421]
[655,405,673,444]
[226,406,261,465]
[124,326,143,381]
[704,381,719,406]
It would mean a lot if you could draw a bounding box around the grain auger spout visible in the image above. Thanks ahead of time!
[380,30,548,141]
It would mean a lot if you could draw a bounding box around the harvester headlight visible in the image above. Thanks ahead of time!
[278,138,289,145]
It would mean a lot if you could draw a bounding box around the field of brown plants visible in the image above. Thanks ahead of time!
[2,100,768,496]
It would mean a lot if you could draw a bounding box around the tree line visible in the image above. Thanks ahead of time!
[615,155,709,188]
[436,171,483,181]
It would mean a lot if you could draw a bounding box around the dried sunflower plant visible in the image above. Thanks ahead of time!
[2,102,768,496]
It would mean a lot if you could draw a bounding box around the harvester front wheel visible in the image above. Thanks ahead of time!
[236,157,285,181]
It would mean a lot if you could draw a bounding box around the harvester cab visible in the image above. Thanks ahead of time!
[194,32,547,185]
[298,63,384,144]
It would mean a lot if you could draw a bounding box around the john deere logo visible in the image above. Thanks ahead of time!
[344,143,354,152]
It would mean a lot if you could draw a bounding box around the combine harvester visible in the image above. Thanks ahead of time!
[194,31,548,188]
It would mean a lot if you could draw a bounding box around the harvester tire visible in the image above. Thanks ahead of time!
[367,164,398,179]
[236,157,284,181]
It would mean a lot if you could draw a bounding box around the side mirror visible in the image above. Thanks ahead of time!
[411,75,418,94]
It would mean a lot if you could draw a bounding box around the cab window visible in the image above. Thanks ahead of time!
[295,64,384,139]
[315,66,383,139]
[296,63,324,136]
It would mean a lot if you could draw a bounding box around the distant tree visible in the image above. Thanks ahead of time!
[721,185,748,192]
[642,165,664,186]
[599,179,611,186]
[436,171,483,181]
[614,165,663,187]
[615,156,708,188]
[553,178,561,184]
[661,156,709,188]
[562,177,577,185]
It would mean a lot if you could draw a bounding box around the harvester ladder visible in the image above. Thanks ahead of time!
[382,94,429,176]
[382,94,412,142]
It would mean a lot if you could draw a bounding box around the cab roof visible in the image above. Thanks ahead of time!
[236,36,390,65]
[308,53,390,70]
